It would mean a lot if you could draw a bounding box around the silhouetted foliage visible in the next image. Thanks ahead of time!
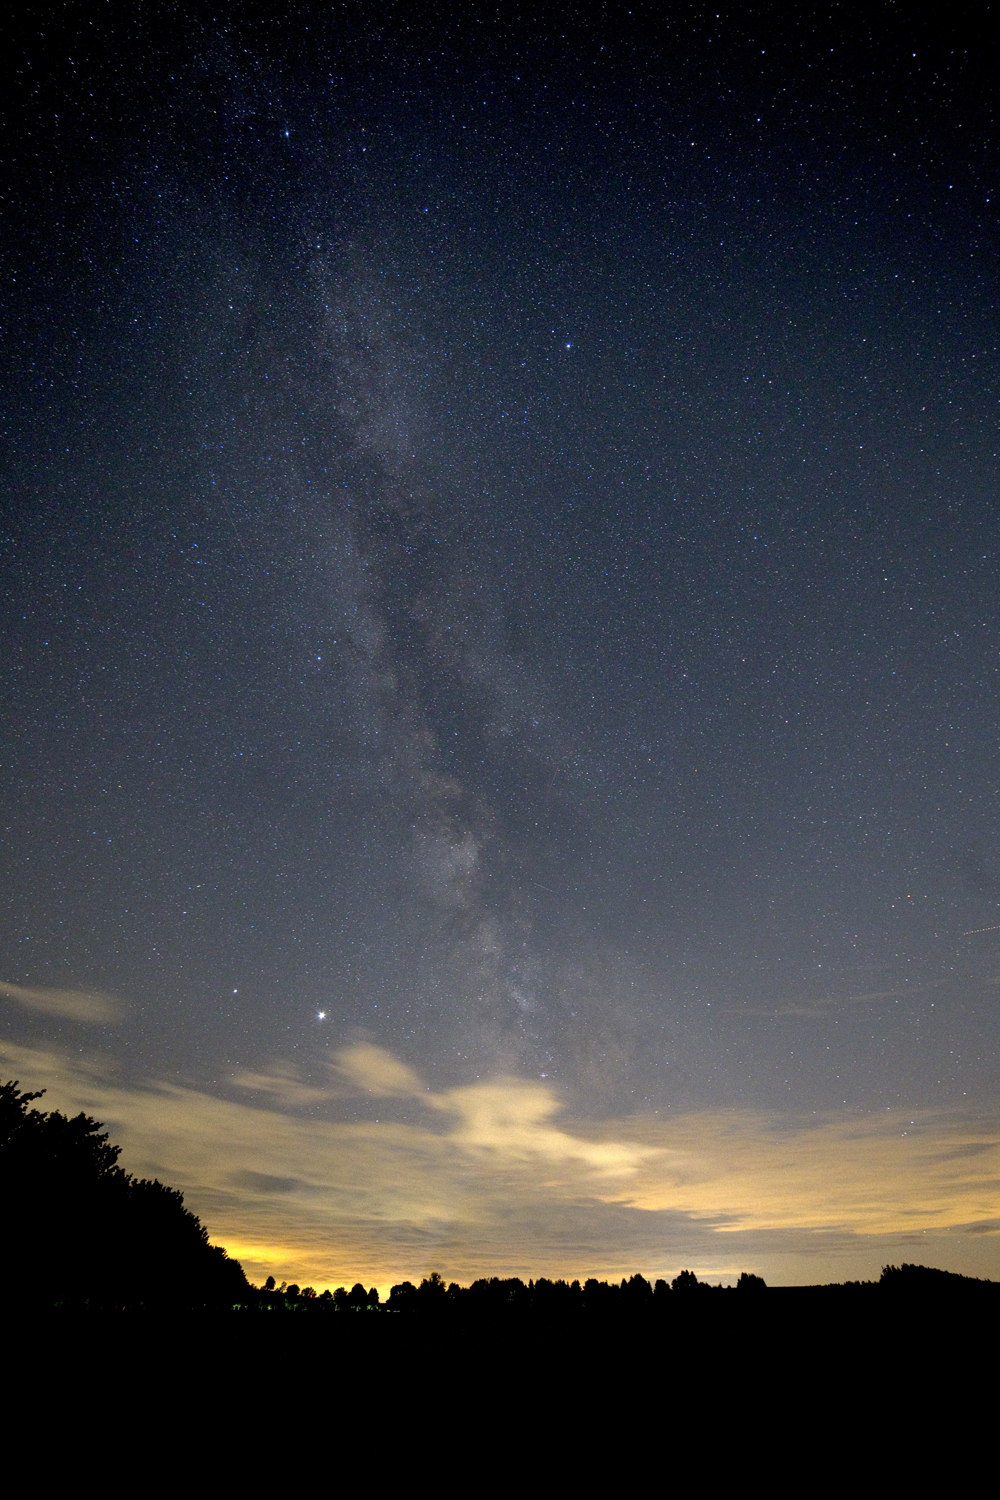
[1,1079,248,1309]
[880,1263,1000,1295]
[218,1258,1000,1319]
[671,1269,703,1293]
[8,1080,991,1320]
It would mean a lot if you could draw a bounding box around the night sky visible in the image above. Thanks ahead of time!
[3,3,999,1289]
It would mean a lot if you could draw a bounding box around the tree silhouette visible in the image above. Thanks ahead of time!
[1,1080,247,1309]
[671,1269,702,1293]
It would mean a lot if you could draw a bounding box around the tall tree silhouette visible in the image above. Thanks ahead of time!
[1,1080,247,1308]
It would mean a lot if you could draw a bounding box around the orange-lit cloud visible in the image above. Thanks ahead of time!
[2,1039,997,1294]
[334,1041,426,1098]
[334,1041,653,1174]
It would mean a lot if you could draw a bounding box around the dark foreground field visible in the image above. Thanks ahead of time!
[10,1286,994,1482]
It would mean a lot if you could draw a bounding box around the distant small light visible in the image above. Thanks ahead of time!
[317,1010,326,1020]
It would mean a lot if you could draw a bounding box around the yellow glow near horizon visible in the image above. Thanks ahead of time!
[4,1039,998,1291]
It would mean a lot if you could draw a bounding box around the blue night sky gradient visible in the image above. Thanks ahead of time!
[2,4,998,1285]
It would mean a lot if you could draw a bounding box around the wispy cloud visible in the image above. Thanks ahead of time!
[427,1078,654,1175]
[229,1062,333,1109]
[334,1042,427,1098]
[334,1042,654,1174]
[2,1039,997,1293]
[729,976,967,1019]
[0,980,122,1024]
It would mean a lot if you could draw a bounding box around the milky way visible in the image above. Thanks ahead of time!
[3,7,998,1284]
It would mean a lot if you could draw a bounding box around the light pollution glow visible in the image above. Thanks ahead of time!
[4,1036,997,1293]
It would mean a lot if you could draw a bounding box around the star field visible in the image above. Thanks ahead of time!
[2,4,998,1286]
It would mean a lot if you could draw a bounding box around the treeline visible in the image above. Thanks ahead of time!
[6,1080,997,1315]
[1,1080,247,1310]
[253,1262,1000,1316]
[253,1267,768,1315]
